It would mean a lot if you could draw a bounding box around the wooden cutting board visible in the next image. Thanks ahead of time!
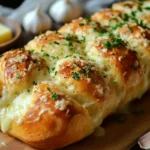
[0,93,150,150]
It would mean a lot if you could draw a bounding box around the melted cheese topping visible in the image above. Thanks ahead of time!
[0,91,32,132]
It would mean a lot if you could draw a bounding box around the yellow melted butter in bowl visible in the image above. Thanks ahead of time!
[0,23,13,44]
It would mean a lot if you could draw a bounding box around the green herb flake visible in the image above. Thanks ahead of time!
[85,17,91,22]
[131,11,136,17]
[65,34,73,40]
[28,50,35,54]
[52,67,55,71]
[68,41,73,46]
[123,14,129,21]
[37,68,41,71]
[55,71,57,75]
[112,23,124,30]
[112,39,123,47]
[79,23,85,26]
[72,72,81,80]
[47,66,51,73]
[99,29,107,35]
[79,66,92,78]
[138,20,146,28]
[103,41,112,49]
[47,87,51,92]
[51,56,59,60]
[54,41,60,45]
[103,38,123,49]
[144,7,150,10]
[33,81,37,85]
[16,73,20,79]
[43,53,50,57]
[51,93,58,100]
[128,27,133,33]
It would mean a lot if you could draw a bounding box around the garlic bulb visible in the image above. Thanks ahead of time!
[23,6,52,34]
[138,131,150,149]
[49,0,83,23]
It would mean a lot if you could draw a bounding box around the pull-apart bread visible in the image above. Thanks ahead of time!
[0,0,150,149]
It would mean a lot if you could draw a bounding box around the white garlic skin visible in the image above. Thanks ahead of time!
[49,0,83,23]
[23,6,52,34]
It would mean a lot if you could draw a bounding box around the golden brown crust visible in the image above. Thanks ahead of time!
[0,49,49,95]
[8,82,93,149]
[91,9,123,29]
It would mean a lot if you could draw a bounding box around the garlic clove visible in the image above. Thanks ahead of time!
[138,131,150,149]
[23,5,52,34]
[49,0,83,23]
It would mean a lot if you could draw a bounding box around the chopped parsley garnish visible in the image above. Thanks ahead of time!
[65,34,73,40]
[112,39,123,46]
[54,41,59,45]
[51,56,59,60]
[16,73,20,79]
[55,71,57,75]
[79,23,85,26]
[103,38,123,49]
[33,81,37,85]
[123,14,130,21]
[99,29,107,35]
[112,23,124,30]
[144,7,150,10]
[72,72,81,80]
[28,50,35,54]
[128,26,133,33]
[130,11,145,27]
[103,41,112,49]
[85,17,91,22]
[47,66,51,73]
[37,68,41,71]
[79,66,92,78]
[52,67,55,71]
[51,93,58,100]
[93,27,97,32]
[131,11,136,17]
[47,87,51,92]
[138,20,146,28]
[67,41,73,46]
[43,53,50,57]
[65,54,73,58]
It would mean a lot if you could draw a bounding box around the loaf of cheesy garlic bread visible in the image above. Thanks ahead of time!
[0,0,150,149]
